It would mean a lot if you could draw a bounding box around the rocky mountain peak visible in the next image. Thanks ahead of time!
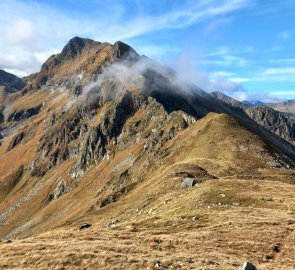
[113,40,139,59]
[28,37,141,91]
[59,36,101,61]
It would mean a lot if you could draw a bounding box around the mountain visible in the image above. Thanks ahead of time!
[210,91,247,109]
[0,69,25,99]
[242,100,265,107]
[245,106,295,144]
[212,91,295,145]
[268,99,295,114]
[25,37,138,91]
[1,38,295,270]
[0,69,25,127]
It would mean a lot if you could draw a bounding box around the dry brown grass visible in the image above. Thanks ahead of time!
[1,97,295,269]
[1,178,295,270]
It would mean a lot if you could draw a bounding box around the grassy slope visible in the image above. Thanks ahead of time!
[0,91,295,269]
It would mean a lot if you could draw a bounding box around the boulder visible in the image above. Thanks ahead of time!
[155,261,168,269]
[238,262,257,270]
[2,239,12,244]
[79,223,92,230]
[103,219,120,228]
[181,177,197,188]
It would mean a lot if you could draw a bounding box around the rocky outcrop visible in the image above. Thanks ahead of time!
[7,105,42,122]
[7,131,25,151]
[268,99,295,114]
[246,106,295,143]
[71,91,137,176]
[30,108,88,176]
[48,178,70,201]
[113,41,139,60]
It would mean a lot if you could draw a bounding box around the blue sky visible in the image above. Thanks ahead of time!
[0,0,294,101]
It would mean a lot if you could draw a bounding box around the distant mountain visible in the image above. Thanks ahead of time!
[245,106,295,144]
[212,91,295,144]
[0,69,25,98]
[210,91,247,109]
[241,100,265,107]
[268,99,295,114]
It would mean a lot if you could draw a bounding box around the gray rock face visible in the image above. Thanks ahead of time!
[246,106,295,143]
[7,131,25,151]
[30,108,88,176]
[113,40,139,60]
[268,98,295,114]
[238,262,257,270]
[7,105,42,122]
[181,177,197,188]
[72,91,136,175]
[48,178,69,201]
[211,92,295,145]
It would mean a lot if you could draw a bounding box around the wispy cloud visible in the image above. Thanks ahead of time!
[269,58,295,64]
[209,71,234,77]
[270,91,295,97]
[256,67,295,82]
[202,18,231,37]
[278,31,292,41]
[263,67,295,75]
[0,0,252,76]
[201,54,248,67]
[229,77,251,83]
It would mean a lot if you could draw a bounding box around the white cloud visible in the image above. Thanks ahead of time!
[171,51,244,94]
[207,46,230,57]
[269,58,295,64]
[204,47,249,67]
[210,71,234,77]
[270,91,295,97]
[230,77,251,83]
[222,54,248,67]
[0,0,251,76]
[256,67,295,82]
[263,67,295,75]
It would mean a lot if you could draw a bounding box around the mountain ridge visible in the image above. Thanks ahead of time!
[268,99,295,114]
[1,37,295,269]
